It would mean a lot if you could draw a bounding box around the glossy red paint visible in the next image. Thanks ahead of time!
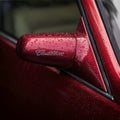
[17,18,107,92]
[17,33,76,68]
[82,0,120,104]
[0,34,120,119]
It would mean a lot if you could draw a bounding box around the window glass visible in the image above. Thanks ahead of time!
[0,0,80,38]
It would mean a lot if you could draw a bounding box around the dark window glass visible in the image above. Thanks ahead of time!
[0,0,80,38]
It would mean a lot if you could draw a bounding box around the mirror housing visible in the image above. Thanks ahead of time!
[17,33,76,68]
[16,18,107,92]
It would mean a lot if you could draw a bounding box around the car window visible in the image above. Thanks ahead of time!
[0,0,80,38]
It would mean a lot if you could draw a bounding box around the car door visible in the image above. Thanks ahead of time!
[0,0,120,119]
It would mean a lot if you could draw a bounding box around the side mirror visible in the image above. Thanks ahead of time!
[16,33,76,68]
[16,18,87,69]
[16,18,107,91]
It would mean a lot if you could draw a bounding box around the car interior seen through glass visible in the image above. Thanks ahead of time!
[0,0,80,38]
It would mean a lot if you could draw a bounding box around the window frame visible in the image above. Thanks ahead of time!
[95,0,120,64]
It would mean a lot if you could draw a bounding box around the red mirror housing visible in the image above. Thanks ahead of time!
[16,18,107,92]
[17,33,76,68]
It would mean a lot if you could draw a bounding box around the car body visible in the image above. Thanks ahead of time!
[0,0,120,119]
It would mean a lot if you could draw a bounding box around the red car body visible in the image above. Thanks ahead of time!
[0,0,120,119]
